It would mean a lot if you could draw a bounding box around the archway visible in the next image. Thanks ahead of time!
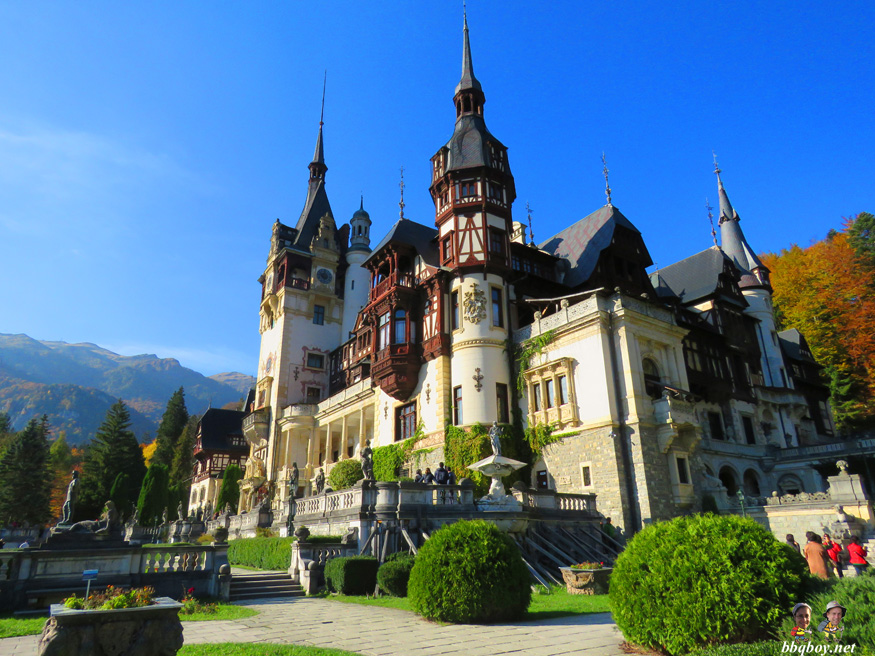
[719,466,739,497]
[743,469,761,496]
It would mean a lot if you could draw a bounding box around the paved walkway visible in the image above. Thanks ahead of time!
[0,596,624,655]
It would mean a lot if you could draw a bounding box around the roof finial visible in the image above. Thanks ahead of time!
[320,70,326,127]
[526,201,536,247]
[360,194,364,211]
[602,152,612,207]
[706,197,718,246]
[713,150,722,183]
[399,166,406,219]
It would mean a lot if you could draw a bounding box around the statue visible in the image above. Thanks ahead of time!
[836,460,849,474]
[488,422,503,457]
[60,471,80,524]
[196,507,203,522]
[204,500,213,520]
[162,508,168,526]
[176,501,184,522]
[361,441,374,480]
[224,503,231,515]
[67,500,120,535]
[315,468,325,494]
[288,462,299,498]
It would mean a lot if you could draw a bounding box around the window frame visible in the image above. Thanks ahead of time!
[313,304,325,326]
[491,286,504,328]
[396,402,417,442]
[305,352,325,370]
[453,386,463,425]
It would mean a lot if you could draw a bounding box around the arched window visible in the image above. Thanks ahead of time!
[719,466,739,497]
[778,474,803,496]
[643,358,662,399]
[743,469,761,496]
[393,309,407,344]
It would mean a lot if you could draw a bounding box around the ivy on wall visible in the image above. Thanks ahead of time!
[372,422,428,481]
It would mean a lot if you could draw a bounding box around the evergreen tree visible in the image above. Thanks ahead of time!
[109,472,131,521]
[0,416,53,525]
[152,388,189,468]
[0,412,13,454]
[78,400,146,521]
[136,463,170,526]
[170,416,198,489]
[216,463,242,514]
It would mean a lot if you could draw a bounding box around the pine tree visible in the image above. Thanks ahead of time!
[0,416,53,525]
[216,463,243,514]
[152,388,189,468]
[137,463,170,526]
[78,400,147,521]
[170,416,198,489]
[109,472,131,521]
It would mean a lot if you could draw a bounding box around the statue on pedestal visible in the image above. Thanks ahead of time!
[176,501,184,522]
[361,441,374,481]
[288,462,299,499]
[60,471,80,525]
[315,468,325,494]
[489,422,503,457]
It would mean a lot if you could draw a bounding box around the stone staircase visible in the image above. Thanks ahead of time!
[229,572,305,602]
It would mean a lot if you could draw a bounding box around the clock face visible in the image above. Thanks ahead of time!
[264,355,273,375]
[316,268,333,284]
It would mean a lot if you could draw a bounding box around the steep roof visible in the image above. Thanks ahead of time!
[365,218,439,267]
[198,408,247,452]
[539,204,643,288]
[716,169,767,286]
[292,179,333,251]
[443,115,505,172]
[778,329,817,363]
[652,246,746,305]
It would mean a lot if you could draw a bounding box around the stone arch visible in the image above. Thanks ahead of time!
[778,474,804,496]
[719,465,740,497]
[743,468,761,496]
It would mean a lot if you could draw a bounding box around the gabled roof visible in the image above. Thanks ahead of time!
[652,246,746,306]
[539,204,643,288]
[198,408,247,452]
[778,329,817,364]
[292,179,333,252]
[365,218,439,267]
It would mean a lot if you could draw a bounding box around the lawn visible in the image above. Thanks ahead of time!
[181,604,260,622]
[319,585,611,619]
[180,646,362,656]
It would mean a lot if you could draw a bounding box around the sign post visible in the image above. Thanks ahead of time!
[82,569,99,600]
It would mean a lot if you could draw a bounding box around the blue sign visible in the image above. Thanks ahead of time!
[82,569,99,581]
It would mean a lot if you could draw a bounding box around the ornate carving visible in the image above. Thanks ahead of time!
[473,368,484,392]
[463,284,487,324]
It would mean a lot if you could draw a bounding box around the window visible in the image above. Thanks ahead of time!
[708,412,725,440]
[488,182,503,201]
[459,180,477,199]
[396,403,416,442]
[545,379,555,408]
[393,309,407,344]
[742,416,756,445]
[496,383,509,423]
[676,457,690,485]
[489,229,504,256]
[533,383,542,411]
[581,465,592,487]
[642,359,661,399]
[378,312,390,349]
[443,235,454,263]
[453,386,463,425]
[306,387,321,403]
[491,287,503,327]
[313,305,325,325]
[306,353,325,369]
[684,339,703,372]
[558,375,568,405]
[451,291,460,330]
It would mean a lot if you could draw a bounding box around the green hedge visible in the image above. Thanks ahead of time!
[805,570,875,649]
[324,556,379,595]
[609,514,807,655]
[327,459,363,490]
[227,537,295,571]
[377,554,415,597]
[688,643,783,656]
[408,519,531,623]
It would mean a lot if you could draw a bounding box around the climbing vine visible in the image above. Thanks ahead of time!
[444,423,491,495]
[372,421,428,481]
[508,330,556,396]
[524,423,560,458]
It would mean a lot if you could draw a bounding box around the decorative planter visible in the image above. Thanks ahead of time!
[38,597,183,656]
[559,566,612,595]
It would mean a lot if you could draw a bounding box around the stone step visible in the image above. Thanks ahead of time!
[229,589,305,601]
[231,580,301,592]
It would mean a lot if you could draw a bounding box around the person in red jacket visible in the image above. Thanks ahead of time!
[823,533,844,578]
[848,535,870,576]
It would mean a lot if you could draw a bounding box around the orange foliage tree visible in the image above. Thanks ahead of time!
[762,213,875,431]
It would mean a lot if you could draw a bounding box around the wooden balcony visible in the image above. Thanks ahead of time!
[371,342,422,401]
[369,272,416,302]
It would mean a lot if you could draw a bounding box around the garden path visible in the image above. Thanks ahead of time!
[0,597,624,655]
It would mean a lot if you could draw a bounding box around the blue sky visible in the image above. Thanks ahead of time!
[1,1,872,377]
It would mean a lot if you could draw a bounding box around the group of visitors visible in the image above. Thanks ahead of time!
[787,531,870,579]
[414,462,456,485]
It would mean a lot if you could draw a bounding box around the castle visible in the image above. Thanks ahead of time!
[197,16,851,536]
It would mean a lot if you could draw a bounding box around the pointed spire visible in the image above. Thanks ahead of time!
[309,73,327,181]
[398,166,406,219]
[455,6,483,99]
[713,152,736,225]
[712,155,767,283]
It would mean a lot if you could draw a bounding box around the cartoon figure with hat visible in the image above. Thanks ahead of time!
[817,601,846,643]
[790,603,812,643]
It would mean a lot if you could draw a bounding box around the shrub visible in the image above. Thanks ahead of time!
[227,537,295,571]
[324,556,379,595]
[408,519,531,623]
[328,459,363,490]
[377,554,415,597]
[805,571,875,649]
[63,585,155,610]
[609,514,808,655]
[689,643,783,656]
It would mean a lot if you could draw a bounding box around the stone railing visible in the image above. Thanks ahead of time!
[514,489,596,513]
[0,527,42,545]
[514,296,599,342]
[766,491,831,506]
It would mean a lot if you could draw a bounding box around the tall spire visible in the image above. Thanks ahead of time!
[457,5,481,94]
[453,7,485,119]
[713,152,736,226]
[309,72,327,182]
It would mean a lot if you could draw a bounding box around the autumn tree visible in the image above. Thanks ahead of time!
[0,416,53,525]
[151,388,189,468]
[762,213,875,431]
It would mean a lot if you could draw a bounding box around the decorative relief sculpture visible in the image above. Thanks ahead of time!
[462,285,487,324]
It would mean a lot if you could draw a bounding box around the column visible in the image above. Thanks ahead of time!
[359,407,367,451]
[341,416,348,460]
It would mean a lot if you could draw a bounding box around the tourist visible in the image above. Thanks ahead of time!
[435,462,449,485]
[848,535,870,576]
[785,534,801,553]
[823,533,843,578]
[790,603,812,643]
[803,532,830,579]
[414,469,423,483]
[447,467,456,485]
[816,601,845,643]
[602,517,616,538]
[423,468,435,484]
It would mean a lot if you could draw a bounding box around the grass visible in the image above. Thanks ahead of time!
[181,604,260,622]
[180,646,363,656]
[318,585,611,620]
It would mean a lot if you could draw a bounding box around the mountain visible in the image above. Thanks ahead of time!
[209,372,256,396]
[0,334,254,445]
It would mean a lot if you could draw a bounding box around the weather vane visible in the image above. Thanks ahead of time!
[526,201,535,246]
[399,166,406,219]
[706,197,718,246]
[712,150,720,176]
[602,152,612,207]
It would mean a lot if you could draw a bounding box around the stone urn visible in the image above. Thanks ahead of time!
[213,526,229,544]
[38,597,183,656]
[559,566,612,595]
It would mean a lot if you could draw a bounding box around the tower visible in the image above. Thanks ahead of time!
[429,13,515,427]
[342,199,372,337]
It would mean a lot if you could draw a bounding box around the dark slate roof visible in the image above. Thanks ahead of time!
[442,115,505,173]
[456,15,482,95]
[292,179,333,251]
[717,171,766,284]
[365,218,439,267]
[652,246,740,305]
[198,408,246,452]
[778,329,816,363]
[539,204,642,288]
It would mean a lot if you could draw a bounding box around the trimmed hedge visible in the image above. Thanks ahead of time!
[805,570,875,649]
[377,554,415,597]
[227,537,295,571]
[324,556,379,595]
[408,519,531,623]
[609,514,808,655]
[328,459,363,490]
[689,643,783,656]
